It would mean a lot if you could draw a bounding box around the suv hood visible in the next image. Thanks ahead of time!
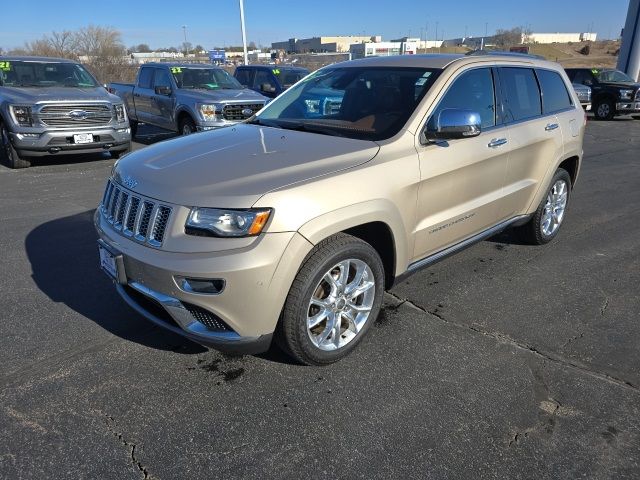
[178,88,267,104]
[0,86,116,104]
[114,124,379,208]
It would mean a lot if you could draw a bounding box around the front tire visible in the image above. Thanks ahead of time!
[277,233,385,365]
[1,123,30,169]
[517,168,571,245]
[594,99,615,120]
[179,116,196,136]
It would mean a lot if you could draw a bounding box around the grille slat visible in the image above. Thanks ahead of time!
[99,179,172,247]
[38,104,113,127]
[222,103,264,121]
[183,303,232,332]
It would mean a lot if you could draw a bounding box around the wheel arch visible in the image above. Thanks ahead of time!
[558,155,580,188]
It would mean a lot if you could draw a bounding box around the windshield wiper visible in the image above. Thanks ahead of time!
[272,120,345,137]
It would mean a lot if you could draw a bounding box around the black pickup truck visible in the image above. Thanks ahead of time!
[565,68,640,120]
[234,65,309,99]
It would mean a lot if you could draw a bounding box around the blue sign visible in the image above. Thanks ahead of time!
[208,50,226,63]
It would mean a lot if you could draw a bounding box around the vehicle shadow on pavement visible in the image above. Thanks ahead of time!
[25,210,206,354]
[132,124,177,146]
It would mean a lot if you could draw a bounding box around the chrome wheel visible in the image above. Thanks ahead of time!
[597,102,610,119]
[307,258,376,351]
[182,124,193,135]
[541,180,568,237]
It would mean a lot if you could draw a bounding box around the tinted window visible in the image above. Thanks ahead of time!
[430,68,495,129]
[235,68,252,87]
[171,68,243,90]
[138,67,153,89]
[0,61,97,88]
[537,69,572,113]
[254,70,275,89]
[571,70,595,86]
[153,69,171,88]
[500,67,541,121]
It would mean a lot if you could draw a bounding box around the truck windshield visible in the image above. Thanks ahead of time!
[252,66,441,141]
[171,67,243,90]
[0,61,98,87]
[277,69,310,88]
[594,69,635,83]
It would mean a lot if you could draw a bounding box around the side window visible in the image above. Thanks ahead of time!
[536,69,573,113]
[573,70,594,86]
[429,68,496,129]
[153,69,172,89]
[254,70,275,89]
[138,67,153,89]
[235,68,252,87]
[499,67,541,122]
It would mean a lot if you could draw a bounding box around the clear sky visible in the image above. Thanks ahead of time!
[0,0,631,50]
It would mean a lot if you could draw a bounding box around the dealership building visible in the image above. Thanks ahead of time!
[272,36,381,53]
[350,41,418,59]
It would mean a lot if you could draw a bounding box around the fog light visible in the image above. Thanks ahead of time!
[175,276,225,294]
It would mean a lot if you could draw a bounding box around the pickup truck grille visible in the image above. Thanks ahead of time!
[222,103,264,121]
[39,104,114,127]
[100,179,172,248]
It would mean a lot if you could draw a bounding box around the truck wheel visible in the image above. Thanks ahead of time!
[111,142,131,159]
[516,168,571,245]
[1,123,31,169]
[277,233,385,365]
[129,120,138,138]
[594,99,615,120]
[179,116,196,136]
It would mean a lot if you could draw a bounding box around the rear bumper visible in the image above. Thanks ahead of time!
[9,125,131,157]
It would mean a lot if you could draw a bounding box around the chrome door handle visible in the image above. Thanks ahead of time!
[545,123,559,131]
[488,138,508,148]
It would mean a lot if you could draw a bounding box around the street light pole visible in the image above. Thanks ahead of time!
[182,25,188,56]
[239,0,249,65]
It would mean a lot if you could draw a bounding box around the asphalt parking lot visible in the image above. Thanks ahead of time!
[1,119,639,479]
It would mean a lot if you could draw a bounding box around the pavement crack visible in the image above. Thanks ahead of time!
[102,414,152,479]
[385,291,639,394]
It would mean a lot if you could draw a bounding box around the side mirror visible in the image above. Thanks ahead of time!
[425,109,482,142]
[260,83,276,93]
[155,85,172,96]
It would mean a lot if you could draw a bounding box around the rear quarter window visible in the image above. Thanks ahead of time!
[499,67,542,122]
[536,69,573,113]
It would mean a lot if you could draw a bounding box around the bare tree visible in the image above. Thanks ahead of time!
[493,27,523,47]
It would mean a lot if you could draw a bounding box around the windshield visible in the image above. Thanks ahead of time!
[594,69,635,83]
[254,66,441,141]
[171,67,244,90]
[0,60,98,87]
[277,69,310,88]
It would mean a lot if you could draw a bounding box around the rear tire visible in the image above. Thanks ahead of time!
[1,122,30,169]
[276,233,385,366]
[594,99,615,120]
[179,116,196,136]
[516,168,571,245]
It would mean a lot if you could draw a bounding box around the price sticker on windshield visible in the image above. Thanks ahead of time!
[0,61,11,71]
[591,69,599,74]
[272,69,281,75]
[170,67,182,74]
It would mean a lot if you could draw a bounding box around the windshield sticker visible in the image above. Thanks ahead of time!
[205,83,218,88]
[272,69,281,75]
[0,61,11,71]
[591,69,599,75]
[170,67,182,74]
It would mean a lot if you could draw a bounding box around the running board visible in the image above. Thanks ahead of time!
[393,215,529,286]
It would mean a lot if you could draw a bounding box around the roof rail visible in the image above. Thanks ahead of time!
[465,50,546,60]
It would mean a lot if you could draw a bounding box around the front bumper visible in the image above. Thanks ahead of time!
[95,212,313,353]
[10,125,131,157]
[616,101,640,113]
[581,102,591,111]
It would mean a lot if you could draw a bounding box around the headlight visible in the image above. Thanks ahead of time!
[9,105,33,127]
[198,104,221,122]
[620,89,634,100]
[114,104,127,122]
[185,208,272,237]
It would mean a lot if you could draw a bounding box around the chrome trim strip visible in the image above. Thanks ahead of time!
[407,215,529,273]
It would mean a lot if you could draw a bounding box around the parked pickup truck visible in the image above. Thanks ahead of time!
[572,83,591,111]
[565,67,640,120]
[234,65,310,98]
[108,63,268,136]
[0,56,131,169]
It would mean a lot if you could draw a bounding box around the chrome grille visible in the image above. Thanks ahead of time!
[39,104,113,127]
[100,179,172,247]
[222,103,264,121]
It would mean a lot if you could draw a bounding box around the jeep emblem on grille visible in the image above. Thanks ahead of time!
[241,108,253,117]
[122,175,138,189]
[68,110,89,120]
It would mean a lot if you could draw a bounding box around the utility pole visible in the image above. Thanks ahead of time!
[239,0,249,65]
[435,22,439,45]
[182,25,188,56]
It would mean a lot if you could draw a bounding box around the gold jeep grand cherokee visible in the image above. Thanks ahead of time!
[96,53,585,365]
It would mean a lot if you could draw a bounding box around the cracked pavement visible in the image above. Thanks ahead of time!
[1,120,639,479]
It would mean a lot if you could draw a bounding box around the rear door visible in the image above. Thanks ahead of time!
[413,66,511,261]
[497,66,564,219]
[133,66,155,125]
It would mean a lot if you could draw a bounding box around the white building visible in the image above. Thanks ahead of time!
[524,32,597,44]
[350,41,418,59]
[392,37,443,49]
[129,52,185,64]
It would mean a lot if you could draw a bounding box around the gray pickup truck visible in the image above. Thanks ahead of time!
[0,56,131,168]
[108,63,268,137]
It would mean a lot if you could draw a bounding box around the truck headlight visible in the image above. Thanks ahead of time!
[620,89,634,100]
[185,208,272,237]
[9,105,33,127]
[198,104,221,122]
[114,104,127,123]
